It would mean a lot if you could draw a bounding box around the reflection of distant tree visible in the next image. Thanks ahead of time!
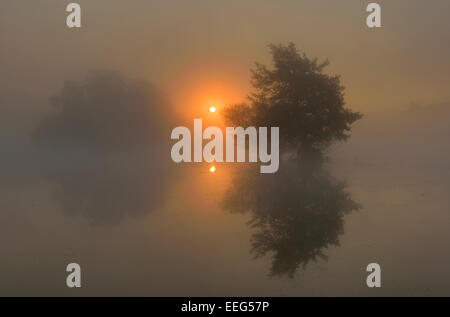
[33,70,174,224]
[40,150,171,225]
[223,160,360,277]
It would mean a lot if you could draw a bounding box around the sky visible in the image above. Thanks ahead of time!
[2,0,450,131]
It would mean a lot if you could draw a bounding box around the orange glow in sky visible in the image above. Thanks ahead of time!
[164,59,250,124]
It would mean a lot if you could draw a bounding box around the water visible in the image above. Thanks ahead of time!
[1,129,449,296]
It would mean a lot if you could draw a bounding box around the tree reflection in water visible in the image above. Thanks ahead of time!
[223,158,360,277]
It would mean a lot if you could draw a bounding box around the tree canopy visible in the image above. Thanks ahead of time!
[223,43,362,155]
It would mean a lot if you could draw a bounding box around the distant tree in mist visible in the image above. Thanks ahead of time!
[223,43,362,158]
[33,70,170,152]
[222,44,362,277]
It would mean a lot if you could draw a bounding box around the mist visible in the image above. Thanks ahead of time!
[1,0,450,296]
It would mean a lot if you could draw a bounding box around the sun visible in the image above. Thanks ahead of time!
[209,165,216,173]
[209,106,216,113]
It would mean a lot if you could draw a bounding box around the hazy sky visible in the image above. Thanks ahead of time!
[2,0,450,129]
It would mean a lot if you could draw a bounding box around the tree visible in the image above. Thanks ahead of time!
[33,70,170,152]
[223,43,362,157]
[222,45,362,276]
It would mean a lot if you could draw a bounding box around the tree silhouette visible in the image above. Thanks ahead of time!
[223,43,362,159]
[222,44,362,277]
